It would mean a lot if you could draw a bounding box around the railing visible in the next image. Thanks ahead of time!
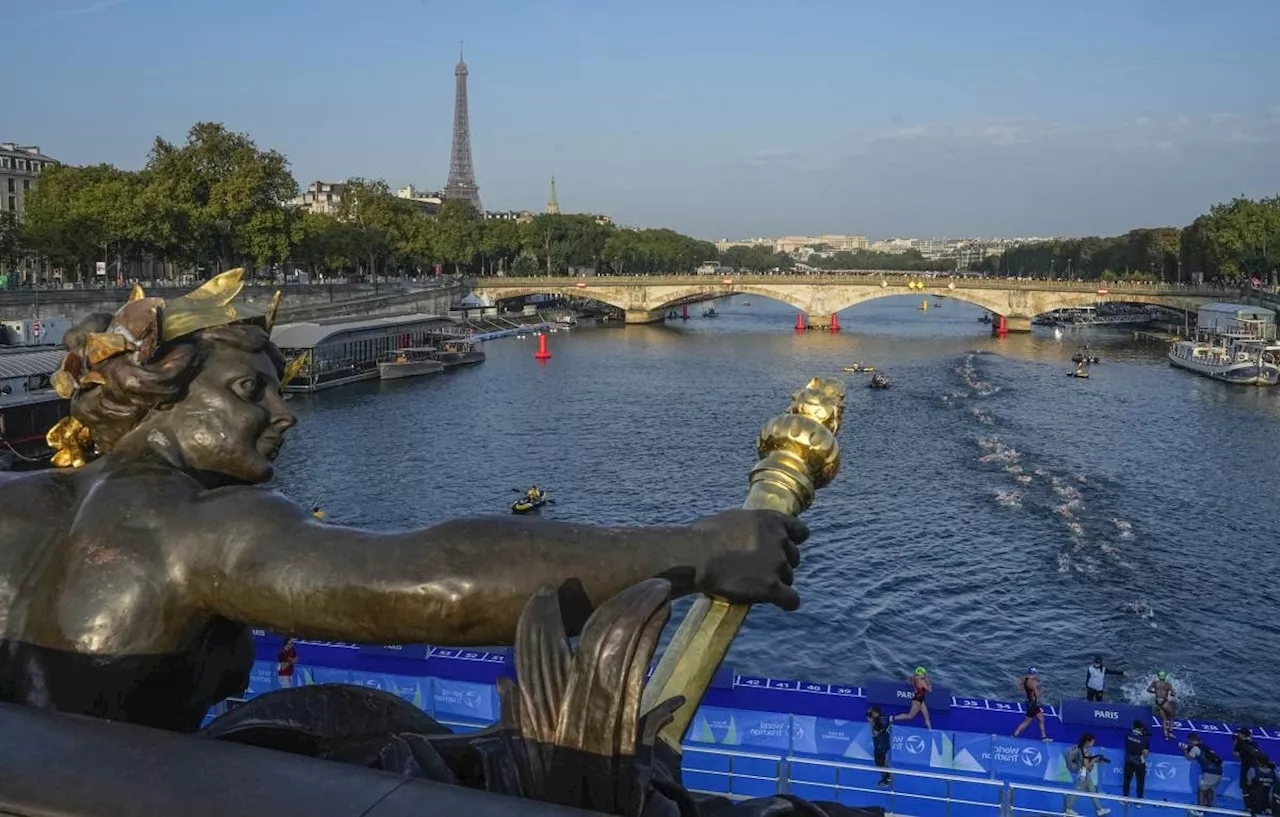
[787,757,1004,817]
[473,275,1225,296]
[1008,781,1249,817]
[676,752,1253,817]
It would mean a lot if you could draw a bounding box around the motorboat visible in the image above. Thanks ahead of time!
[438,338,486,368]
[702,308,719,318]
[1069,365,1090,379]
[511,492,548,514]
[868,373,891,389]
[377,348,444,381]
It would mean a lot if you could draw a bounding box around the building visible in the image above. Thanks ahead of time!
[545,176,560,215]
[484,210,535,223]
[715,235,868,254]
[289,181,346,215]
[1,143,56,219]
[271,313,464,393]
[396,185,444,216]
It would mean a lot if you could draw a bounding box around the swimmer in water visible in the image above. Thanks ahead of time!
[1148,671,1175,739]
[1012,667,1052,741]
[891,667,933,730]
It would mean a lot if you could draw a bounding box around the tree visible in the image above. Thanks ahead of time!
[434,200,483,274]
[0,212,21,280]
[145,122,298,275]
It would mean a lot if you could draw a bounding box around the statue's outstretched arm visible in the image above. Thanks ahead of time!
[183,488,804,646]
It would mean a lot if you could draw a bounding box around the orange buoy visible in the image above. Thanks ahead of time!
[534,332,552,360]
[830,312,841,332]
[795,312,807,332]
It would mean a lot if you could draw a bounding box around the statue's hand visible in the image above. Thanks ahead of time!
[692,509,808,611]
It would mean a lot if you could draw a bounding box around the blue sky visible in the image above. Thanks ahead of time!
[10,0,1280,240]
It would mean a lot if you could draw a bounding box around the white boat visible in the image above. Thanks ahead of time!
[377,348,444,381]
[1167,303,1280,386]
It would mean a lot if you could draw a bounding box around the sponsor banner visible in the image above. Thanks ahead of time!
[1060,697,1148,730]
[296,665,353,686]
[863,679,952,712]
[952,730,992,774]
[983,735,1069,783]
[432,678,499,723]
[789,717,871,760]
[687,706,792,752]
[246,660,282,695]
[890,725,953,771]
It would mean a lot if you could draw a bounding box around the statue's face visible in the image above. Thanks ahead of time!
[154,343,295,484]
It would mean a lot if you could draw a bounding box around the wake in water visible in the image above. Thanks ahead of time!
[947,352,1139,576]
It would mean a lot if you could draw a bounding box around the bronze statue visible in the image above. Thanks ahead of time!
[0,270,806,733]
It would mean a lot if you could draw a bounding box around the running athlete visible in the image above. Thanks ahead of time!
[1148,671,1176,740]
[1013,667,1051,741]
[891,667,933,730]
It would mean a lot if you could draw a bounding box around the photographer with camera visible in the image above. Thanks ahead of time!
[1182,732,1224,814]
[1065,733,1113,816]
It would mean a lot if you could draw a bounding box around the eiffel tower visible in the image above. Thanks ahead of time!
[443,47,482,213]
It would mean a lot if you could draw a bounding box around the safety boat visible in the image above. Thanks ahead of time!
[869,373,891,389]
[1069,365,1090,379]
[511,493,548,514]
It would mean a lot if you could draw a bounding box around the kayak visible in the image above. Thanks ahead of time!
[511,494,548,514]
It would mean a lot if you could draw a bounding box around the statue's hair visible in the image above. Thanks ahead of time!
[65,313,285,452]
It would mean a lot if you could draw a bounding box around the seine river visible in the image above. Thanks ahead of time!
[274,295,1280,727]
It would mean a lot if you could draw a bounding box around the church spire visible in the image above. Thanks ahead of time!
[546,175,560,215]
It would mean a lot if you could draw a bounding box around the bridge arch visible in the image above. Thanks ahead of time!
[470,285,635,314]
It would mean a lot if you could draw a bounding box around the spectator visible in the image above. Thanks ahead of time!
[1181,733,1223,814]
[867,705,892,788]
[1122,719,1150,802]
[1064,733,1112,816]
[1084,655,1123,701]
[277,637,298,688]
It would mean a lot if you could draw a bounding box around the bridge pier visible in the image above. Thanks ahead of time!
[624,308,664,325]
[1005,316,1032,332]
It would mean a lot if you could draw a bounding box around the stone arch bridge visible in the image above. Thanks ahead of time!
[470,275,1216,331]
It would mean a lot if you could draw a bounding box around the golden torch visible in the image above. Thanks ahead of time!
[642,376,847,751]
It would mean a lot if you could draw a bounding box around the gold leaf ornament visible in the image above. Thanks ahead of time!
[46,417,94,469]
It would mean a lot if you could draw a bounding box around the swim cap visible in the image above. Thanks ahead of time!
[1027,667,1037,675]
[915,667,927,676]
[1157,671,1167,680]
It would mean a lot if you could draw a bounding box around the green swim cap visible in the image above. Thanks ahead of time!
[915,666,927,676]
[1157,671,1167,680]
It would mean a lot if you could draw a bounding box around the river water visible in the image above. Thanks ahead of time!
[274,295,1280,726]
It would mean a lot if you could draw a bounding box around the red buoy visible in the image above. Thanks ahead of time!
[829,312,841,332]
[534,332,552,360]
[681,304,689,321]
[795,312,807,332]
[995,315,1008,337]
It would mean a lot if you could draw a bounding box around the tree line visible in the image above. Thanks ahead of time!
[983,197,1280,283]
[5,122,734,283]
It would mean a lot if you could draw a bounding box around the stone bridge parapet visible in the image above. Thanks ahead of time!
[471,275,1220,328]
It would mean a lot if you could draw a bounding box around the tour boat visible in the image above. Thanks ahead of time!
[1167,303,1280,386]
[438,339,486,368]
[377,348,444,381]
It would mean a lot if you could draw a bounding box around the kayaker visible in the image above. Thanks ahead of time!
[1013,667,1051,741]
[527,485,542,502]
[891,667,933,730]
[1148,672,1175,739]
[312,505,325,520]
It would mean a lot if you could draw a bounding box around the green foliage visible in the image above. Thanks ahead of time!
[719,244,794,272]
[802,248,939,272]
